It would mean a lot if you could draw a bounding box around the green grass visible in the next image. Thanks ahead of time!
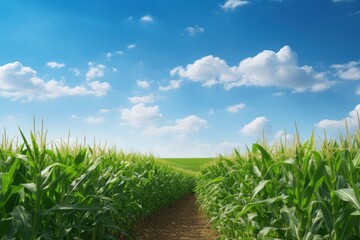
[161,157,215,172]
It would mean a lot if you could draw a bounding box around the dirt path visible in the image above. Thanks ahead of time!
[132,194,218,240]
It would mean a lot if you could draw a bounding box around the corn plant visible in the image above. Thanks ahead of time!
[196,130,360,239]
[0,129,196,239]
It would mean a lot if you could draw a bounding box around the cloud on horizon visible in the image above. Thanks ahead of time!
[0,61,110,101]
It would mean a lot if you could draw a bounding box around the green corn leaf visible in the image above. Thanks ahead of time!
[41,204,103,215]
[1,173,11,195]
[251,180,270,201]
[258,227,277,239]
[1,158,21,195]
[236,195,286,219]
[22,183,37,194]
[209,176,225,183]
[253,165,262,177]
[305,210,324,240]
[334,204,356,240]
[74,148,87,165]
[318,201,334,233]
[0,185,24,209]
[254,143,272,161]
[353,153,360,167]
[18,128,34,161]
[10,206,32,240]
[334,188,360,211]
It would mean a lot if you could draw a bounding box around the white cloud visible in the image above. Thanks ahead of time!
[46,61,65,69]
[137,80,150,89]
[84,116,105,124]
[159,80,181,91]
[226,103,246,113]
[170,55,230,87]
[86,63,106,80]
[141,15,154,22]
[171,46,333,92]
[120,103,161,127]
[331,61,360,80]
[185,26,204,36]
[221,0,250,10]
[88,81,110,96]
[127,44,136,49]
[240,116,270,136]
[0,61,110,101]
[115,50,124,55]
[128,95,154,104]
[316,104,360,129]
[143,115,208,136]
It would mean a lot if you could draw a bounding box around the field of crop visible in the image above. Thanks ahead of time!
[2,127,360,240]
[0,130,196,239]
[160,157,214,172]
[196,131,360,239]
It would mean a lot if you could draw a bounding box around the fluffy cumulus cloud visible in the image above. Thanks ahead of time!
[84,116,105,124]
[120,103,162,127]
[137,80,150,89]
[226,103,246,113]
[159,80,181,91]
[86,63,106,80]
[143,115,208,136]
[221,0,249,10]
[0,61,110,101]
[331,61,360,80]
[88,81,110,96]
[171,46,332,92]
[316,104,360,129]
[127,44,136,49]
[46,61,65,69]
[240,116,270,136]
[128,95,154,104]
[185,26,204,36]
[170,55,229,87]
[141,15,154,22]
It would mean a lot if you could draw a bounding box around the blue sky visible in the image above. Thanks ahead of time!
[0,0,360,157]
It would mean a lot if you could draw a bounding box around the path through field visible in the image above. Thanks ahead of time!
[132,194,218,240]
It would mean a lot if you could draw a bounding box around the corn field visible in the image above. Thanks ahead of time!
[0,130,196,239]
[196,131,360,239]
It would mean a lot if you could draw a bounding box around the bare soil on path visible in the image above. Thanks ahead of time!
[131,194,218,240]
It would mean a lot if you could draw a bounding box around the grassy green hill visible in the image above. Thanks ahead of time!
[161,158,215,172]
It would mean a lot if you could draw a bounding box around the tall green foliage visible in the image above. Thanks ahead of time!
[0,130,196,239]
[196,132,360,239]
